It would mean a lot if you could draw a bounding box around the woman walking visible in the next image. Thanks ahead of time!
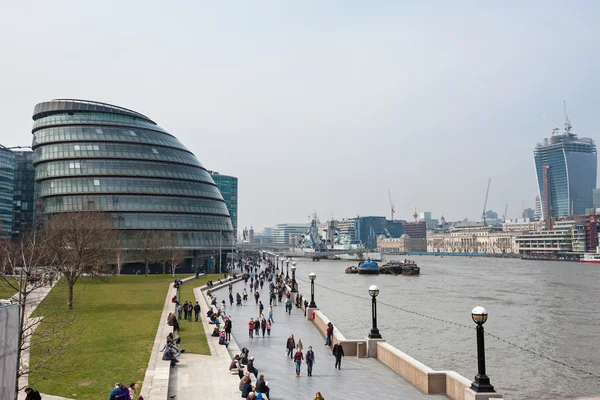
[296,338,303,353]
[266,319,272,337]
[248,318,254,338]
[286,334,295,359]
[293,348,304,377]
[260,317,267,337]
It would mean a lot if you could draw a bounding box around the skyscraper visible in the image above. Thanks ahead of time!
[0,145,15,237]
[209,171,238,234]
[534,121,597,221]
[12,150,37,237]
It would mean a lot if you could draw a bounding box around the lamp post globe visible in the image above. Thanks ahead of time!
[291,263,297,293]
[470,306,495,393]
[308,272,317,308]
[368,285,382,339]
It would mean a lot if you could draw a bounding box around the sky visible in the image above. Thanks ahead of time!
[1,1,599,232]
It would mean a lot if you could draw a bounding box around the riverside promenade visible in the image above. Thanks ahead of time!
[218,280,446,400]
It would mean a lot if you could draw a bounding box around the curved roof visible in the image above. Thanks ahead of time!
[32,99,155,124]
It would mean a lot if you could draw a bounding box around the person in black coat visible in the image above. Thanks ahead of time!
[24,388,41,400]
[246,356,259,378]
[332,342,345,370]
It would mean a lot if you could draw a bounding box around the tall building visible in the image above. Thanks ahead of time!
[0,145,15,237]
[593,189,600,209]
[534,124,597,221]
[32,99,233,250]
[12,150,37,237]
[523,207,535,220]
[271,223,309,245]
[534,195,542,221]
[209,171,238,233]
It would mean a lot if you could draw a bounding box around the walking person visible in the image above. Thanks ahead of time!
[220,300,227,317]
[332,341,345,370]
[177,304,183,320]
[306,346,315,376]
[254,290,260,305]
[187,303,193,322]
[243,288,248,301]
[266,319,272,337]
[254,318,260,337]
[224,316,232,341]
[268,305,274,323]
[286,334,295,359]
[229,292,234,306]
[248,318,254,338]
[193,301,200,321]
[296,338,303,353]
[260,317,267,337]
[293,348,304,377]
[183,301,189,320]
[258,301,264,315]
[314,392,325,400]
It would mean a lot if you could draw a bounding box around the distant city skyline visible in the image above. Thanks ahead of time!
[1,2,599,231]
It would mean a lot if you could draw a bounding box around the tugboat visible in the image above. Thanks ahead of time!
[379,259,420,275]
[357,258,379,275]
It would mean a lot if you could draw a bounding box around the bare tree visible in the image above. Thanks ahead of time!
[0,231,80,399]
[114,247,127,276]
[43,211,116,309]
[132,231,164,277]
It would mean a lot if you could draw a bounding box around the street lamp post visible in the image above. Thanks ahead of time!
[276,255,279,272]
[308,272,317,308]
[470,306,495,393]
[291,262,297,293]
[368,285,382,339]
[286,260,290,279]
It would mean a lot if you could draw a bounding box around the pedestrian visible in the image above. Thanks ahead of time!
[306,346,315,377]
[254,290,260,305]
[293,348,304,377]
[286,334,295,359]
[194,301,200,321]
[248,318,254,338]
[296,338,303,352]
[266,319,272,337]
[224,316,232,341]
[250,282,253,292]
[260,317,267,337]
[183,301,189,320]
[243,288,248,301]
[258,301,264,315]
[314,392,325,400]
[325,322,333,346]
[24,387,42,400]
[187,303,193,322]
[229,292,234,306]
[332,341,345,370]
[254,318,260,336]
[247,356,259,378]
[221,300,227,317]
[177,304,183,320]
[268,306,274,323]
[285,298,292,315]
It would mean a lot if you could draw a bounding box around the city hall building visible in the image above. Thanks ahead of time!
[31,99,234,271]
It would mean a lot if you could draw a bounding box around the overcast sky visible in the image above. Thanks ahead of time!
[1,1,598,232]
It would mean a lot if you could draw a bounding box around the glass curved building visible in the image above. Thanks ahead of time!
[31,99,233,249]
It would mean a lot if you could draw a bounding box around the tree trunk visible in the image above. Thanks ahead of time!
[162,263,166,275]
[68,282,74,310]
[145,261,149,277]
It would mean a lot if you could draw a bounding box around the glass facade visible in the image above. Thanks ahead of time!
[0,146,15,237]
[12,151,37,237]
[210,172,238,233]
[534,132,597,219]
[32,99,233,248]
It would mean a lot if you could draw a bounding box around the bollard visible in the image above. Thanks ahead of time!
[311,311,315,319]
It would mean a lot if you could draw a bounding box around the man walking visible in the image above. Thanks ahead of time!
[332,342,344,370]
[254,290,260,305]
[194,301,200,321]
[306,346,315,377]
[183,301,189,320]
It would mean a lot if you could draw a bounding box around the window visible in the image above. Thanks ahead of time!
[129,130,137,136]
[96,128,103,134]
[152,148,159,154]
[74,145,80,151]
[93,179,100,186]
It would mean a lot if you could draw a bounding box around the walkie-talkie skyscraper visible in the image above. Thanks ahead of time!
[534,116,597,223]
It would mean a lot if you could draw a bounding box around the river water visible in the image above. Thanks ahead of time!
[288,256,600,400]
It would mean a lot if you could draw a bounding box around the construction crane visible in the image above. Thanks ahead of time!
[542,116,559,137]
[388,189,395,221]
[503,204,508,222]
[481,178,491,225]
[564,100,572,134]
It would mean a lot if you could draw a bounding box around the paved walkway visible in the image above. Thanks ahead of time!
[222,280,447,400]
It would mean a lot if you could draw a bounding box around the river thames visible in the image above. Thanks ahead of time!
[289,255,600,399]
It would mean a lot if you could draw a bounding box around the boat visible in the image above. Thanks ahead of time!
[344,266,358,274]
[379,259,420,275]
[357,259,379,275]
[580,253,600,264]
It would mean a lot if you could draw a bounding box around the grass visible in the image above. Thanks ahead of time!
[0,277,17,299]
[175,274,221,354]
[29,274,193,400]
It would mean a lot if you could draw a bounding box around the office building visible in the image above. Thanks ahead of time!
[355,216,405,249]
[32,99,233,249]
[401,221,427,239]
[0,145,15,237]
[209,171,238,233]
[271,223,309,245]
[12,150,37,236]
[534,125,597,221]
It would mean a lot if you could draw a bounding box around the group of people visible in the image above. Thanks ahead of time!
[108,382,139,400]
[161,331,184,367]
[285,334,316,377]
[231,348,271,399]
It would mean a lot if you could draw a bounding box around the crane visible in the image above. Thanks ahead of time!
[503,203,508,222]
[388,189,395,221]
[481,178,491,225]
[564,100,572,134]
[542,116,559,136]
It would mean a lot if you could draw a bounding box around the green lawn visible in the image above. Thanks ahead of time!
[0,277,17,299]
[176,274,221,354]
[29,274,192,400]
